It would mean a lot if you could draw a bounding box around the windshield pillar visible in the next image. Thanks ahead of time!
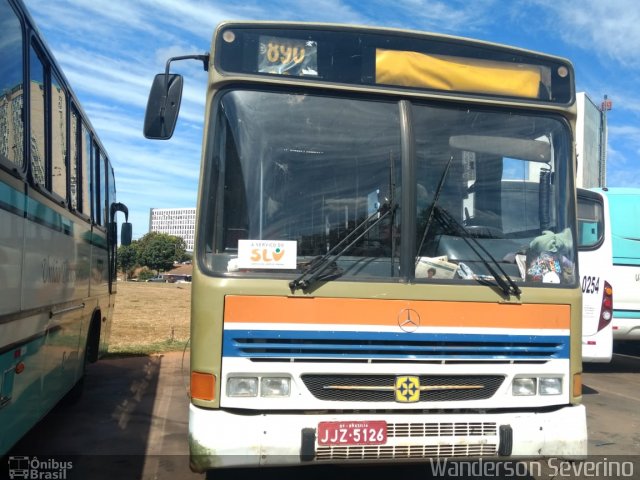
[399,100,415,281]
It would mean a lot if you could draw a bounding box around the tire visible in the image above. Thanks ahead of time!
[63,314,100,405]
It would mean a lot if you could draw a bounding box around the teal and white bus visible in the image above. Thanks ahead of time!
[578,187,640,344]
[599,188,640,340]
[0,0,131,455]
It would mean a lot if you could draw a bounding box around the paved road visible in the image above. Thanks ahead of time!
[582,350,640,456]
[5,351,201,480]
[4,347,639,479]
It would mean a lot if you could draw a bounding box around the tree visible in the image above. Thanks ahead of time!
[117,242,139,280]
[136,232,186,274]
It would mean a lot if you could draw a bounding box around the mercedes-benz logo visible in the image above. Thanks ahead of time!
[397,308,420,333]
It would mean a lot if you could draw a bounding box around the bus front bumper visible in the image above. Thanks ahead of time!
[189,403,587,472]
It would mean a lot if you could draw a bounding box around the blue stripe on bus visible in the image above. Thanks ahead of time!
[614,310,640,319]
[0,180,25,216]
[26,196,72,234]
[1,179,76,236]
[222,329,569,360]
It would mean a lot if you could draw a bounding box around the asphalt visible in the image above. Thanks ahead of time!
[5,349,639,480]
[5,351,203,480]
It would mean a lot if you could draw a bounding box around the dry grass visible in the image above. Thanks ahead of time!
[108,281,191,355]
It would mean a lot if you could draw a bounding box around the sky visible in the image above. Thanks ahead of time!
[23,0,640,240]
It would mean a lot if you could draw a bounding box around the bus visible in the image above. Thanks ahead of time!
[144,22,587,471]
[580,188,640,341]
[0,0,131,455]
[576,188,614,362]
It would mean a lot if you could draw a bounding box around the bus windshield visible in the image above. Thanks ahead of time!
[201,89,575,287]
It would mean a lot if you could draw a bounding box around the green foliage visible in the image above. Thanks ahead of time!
[117,243,139,279]
[136,231,186,273]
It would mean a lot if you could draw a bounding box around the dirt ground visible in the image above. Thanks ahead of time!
[109,281,191,353]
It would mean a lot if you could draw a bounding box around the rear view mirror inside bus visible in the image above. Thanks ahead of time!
[449,135,551,163]
[144,73,184,140]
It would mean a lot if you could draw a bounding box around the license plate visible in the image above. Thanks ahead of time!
[317,421,387,446]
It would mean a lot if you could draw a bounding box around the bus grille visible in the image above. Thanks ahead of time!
[301,374,504,402]
[225,331,567,361]
[316,443,497,460]
[317,421,498,460]
[388,422,497,437]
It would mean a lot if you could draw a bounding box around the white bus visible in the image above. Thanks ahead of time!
[576,188,614,362]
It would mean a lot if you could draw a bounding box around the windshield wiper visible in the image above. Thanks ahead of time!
[433,206,522,297]
[415,156,453,268]
[289,202,396,292]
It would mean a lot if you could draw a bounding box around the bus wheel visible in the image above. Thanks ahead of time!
[64,313,100,404]
[85,314,102,364]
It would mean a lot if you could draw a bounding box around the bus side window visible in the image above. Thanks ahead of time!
[80,123,92,216]
[577,195,604,248]
[0,0,25,171]
[70,110,79,209]
[91,141,103,225]
[29,45,47,187]
[51,72,67,201]
[100,151,108,227]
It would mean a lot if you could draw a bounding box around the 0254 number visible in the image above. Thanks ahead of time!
[581,276,600,294]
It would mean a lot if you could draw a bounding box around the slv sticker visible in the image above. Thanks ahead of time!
[237,240,297,269]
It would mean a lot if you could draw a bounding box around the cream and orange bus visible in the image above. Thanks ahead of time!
[144,22,587,472]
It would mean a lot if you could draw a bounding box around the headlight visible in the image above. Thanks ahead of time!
[227,377,258,397]
[260,377,291,397]
[512,377,536,396]
[539,377,562,395]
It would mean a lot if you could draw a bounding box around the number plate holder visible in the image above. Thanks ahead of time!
[317,420,387,446]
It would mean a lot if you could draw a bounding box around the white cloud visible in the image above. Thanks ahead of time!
[527,0,640,70]
[369,0,496,32]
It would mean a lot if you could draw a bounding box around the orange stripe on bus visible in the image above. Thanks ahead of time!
[224,296,570,330]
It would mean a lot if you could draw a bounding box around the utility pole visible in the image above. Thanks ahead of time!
[599,95,612,187]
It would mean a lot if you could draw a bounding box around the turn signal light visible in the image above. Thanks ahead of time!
[191,371,216,401]
[573,373,582,397]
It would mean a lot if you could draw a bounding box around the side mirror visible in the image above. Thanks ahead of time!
[143,73,184,140]
[121,222,133,246]
[110,202,132,246]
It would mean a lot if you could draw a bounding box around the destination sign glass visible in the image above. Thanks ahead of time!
[216,23,573,104]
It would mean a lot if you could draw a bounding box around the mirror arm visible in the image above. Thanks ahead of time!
[161,54,209,119]
[163,54,209,98]
[110,202,129,223]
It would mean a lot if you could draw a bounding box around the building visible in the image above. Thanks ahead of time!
[576,92,609,188]
[149,207,196,251]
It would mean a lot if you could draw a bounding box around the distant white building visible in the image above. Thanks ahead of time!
[149,207,196,251]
